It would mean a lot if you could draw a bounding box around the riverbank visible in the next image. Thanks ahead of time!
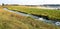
[0,5,60,29]
[0,7,60,29]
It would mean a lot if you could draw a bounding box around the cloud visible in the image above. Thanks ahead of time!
[0,0,60,5]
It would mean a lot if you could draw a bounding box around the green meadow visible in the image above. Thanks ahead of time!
[6,6,60,21]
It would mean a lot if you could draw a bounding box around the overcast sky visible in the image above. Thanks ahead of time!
[0,0,60,5]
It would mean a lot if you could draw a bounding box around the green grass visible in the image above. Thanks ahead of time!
[6,6,60,21]
[0,6,60,29]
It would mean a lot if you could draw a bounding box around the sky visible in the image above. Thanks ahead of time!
[0,0,60,5]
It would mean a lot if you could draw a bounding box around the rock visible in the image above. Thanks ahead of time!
[38,18,44,21]
[55,22,60,25]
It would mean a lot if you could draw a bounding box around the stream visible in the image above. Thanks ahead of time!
[3,8,60,26]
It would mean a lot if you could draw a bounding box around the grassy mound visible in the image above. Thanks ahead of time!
[0,7,29,29]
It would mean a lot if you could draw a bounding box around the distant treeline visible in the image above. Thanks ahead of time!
[41,4,60,7]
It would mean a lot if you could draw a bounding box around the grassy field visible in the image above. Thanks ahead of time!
[5,6,60,21]
[0,6,60,29]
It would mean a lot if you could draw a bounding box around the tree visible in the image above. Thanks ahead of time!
[2,3,4,6]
